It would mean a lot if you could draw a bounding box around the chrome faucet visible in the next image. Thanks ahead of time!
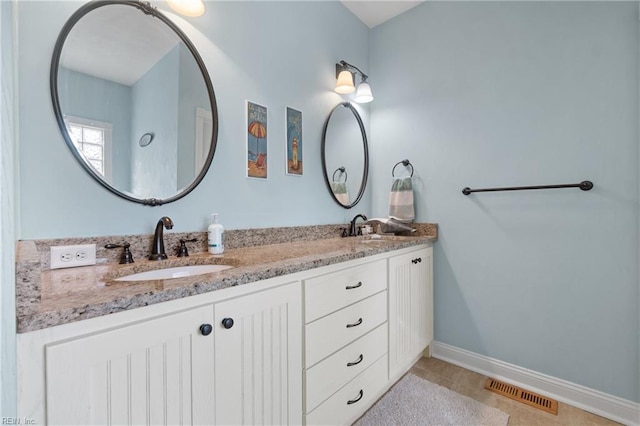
[349,214,368,237]
[149,216,174,260]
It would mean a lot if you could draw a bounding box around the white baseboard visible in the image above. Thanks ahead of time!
[431,341,640,426]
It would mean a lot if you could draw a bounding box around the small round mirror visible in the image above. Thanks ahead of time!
[51,1,218,206]
[321,102,369,209]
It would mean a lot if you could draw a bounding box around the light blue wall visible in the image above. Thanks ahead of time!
[58,44,212,195]
[17,1,370,239]
[131,44,180,198]
[130,42,215,195]
[371,1,639,402]
[57,68,132,191]
[0,0,16,416]
[177,43,211,189]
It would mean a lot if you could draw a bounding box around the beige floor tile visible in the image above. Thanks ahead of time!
[415,356,465,380]
[410,356,623,426]
[464,387,512,411]
[409,364,455,389]
[507,406,563,426]
[556,403,620,426]
[449,368,487,394]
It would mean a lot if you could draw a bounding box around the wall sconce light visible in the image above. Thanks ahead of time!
[334,60,374,103]
[167,0,205,17]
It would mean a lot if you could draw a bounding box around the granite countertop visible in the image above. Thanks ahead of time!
[16,234,435,333]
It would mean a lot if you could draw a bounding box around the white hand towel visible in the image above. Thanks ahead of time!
[389,177,415,222]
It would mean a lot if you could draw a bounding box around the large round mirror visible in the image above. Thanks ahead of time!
[321,102,369,209]
[51,0,218,206]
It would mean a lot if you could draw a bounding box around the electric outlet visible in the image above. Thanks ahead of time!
[50,244,97,269]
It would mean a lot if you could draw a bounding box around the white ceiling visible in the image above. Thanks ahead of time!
[341,1,425,28]
[61,1,423,84]
[61,5,179,86]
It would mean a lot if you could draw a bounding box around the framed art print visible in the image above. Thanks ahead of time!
[246,101,268,179]
[286,107,302,175]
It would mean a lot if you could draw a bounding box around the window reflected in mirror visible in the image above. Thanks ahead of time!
[65,116,112,180]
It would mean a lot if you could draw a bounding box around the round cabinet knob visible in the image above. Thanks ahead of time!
[222,318,234,329]
[200,324,213,336]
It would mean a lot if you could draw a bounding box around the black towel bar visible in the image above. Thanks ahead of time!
[462,180,593,195]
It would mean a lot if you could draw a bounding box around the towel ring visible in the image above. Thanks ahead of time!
[392,159,414,178]
[332,167,347,183]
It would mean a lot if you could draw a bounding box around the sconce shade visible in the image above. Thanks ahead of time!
[355,81,374,103]
[335,70,356,94]
[167,0,205,17]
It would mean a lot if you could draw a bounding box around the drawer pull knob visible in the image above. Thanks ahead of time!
[199,324,213,336]
[347,354,364,367]
[347,389,364,405]
[346,318,363,328]
[345,281,363,290]
[221,318,234,329]
[412,257,423,264]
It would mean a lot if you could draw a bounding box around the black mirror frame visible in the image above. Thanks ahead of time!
[50,0,219,206]
[321,102,369,209]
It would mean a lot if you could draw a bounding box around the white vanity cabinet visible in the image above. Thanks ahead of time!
[214,282,302,425]
[388,246,434,381]
[46,306,217,425]
[18,243,434,426]
[303,259,390,425]
[19,281,302,425]
[302,245,433,426]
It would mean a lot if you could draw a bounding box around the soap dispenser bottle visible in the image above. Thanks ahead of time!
[208,213,224,255]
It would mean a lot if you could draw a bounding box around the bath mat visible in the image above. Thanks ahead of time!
[353,373,509,426]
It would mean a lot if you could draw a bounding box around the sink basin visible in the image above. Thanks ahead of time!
[114,264,234,282]
[358,235,413,243]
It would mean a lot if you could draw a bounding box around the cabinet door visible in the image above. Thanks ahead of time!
[388,247,433,379]
[46,305,216,425]
[214,282,302,425]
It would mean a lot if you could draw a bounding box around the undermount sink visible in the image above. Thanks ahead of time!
[358,235,414,243]
[114,264,234,282]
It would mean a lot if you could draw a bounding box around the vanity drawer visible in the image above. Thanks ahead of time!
[304,259,386,323]
[305,291,386,368]
[305,323,387,413]
[305,354,388,426]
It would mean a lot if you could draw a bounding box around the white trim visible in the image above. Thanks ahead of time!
[431,341,640,426]
[194,106,212,172]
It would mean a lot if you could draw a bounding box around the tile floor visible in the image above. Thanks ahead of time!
[409,356,621,425]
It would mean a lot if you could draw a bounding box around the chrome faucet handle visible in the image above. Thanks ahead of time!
[105,242,134,264]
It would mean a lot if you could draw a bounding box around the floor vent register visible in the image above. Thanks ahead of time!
[484,378,558,415]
